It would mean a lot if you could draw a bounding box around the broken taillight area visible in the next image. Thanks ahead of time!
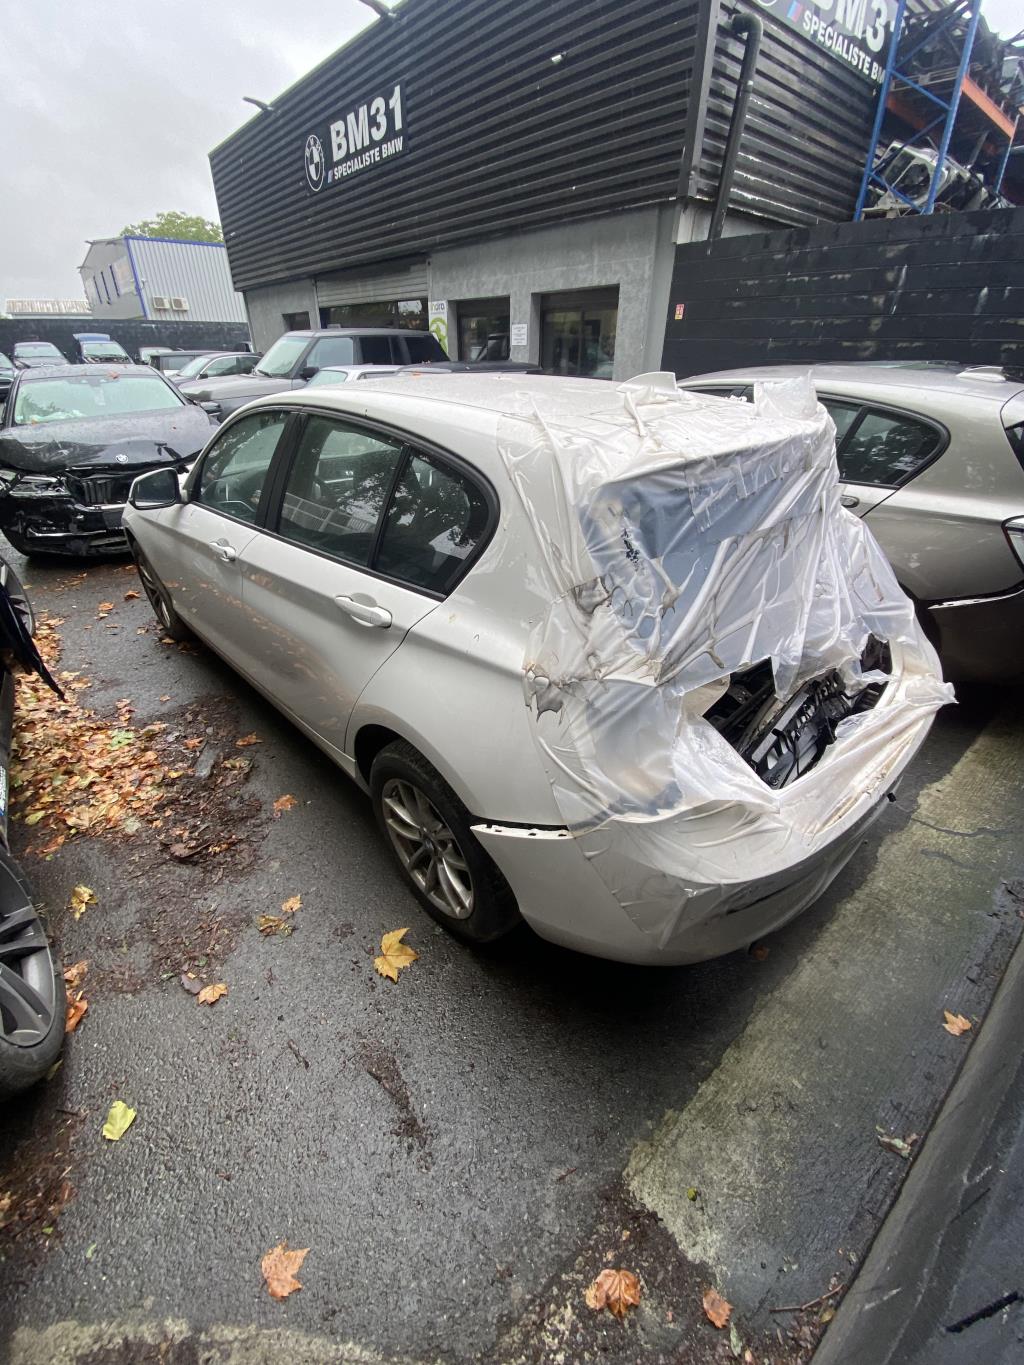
[705,637,893,789]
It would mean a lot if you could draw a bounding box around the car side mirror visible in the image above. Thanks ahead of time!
[199,401,221,416]
[129,468,181,510]
[299,366,319,381]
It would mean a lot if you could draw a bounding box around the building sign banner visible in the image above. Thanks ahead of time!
[304,82,406,194]
[752,0,896,84]
[429,301,449,355]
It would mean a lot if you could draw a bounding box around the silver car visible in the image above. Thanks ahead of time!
[680,363,1024,684]
[122,374,945,964]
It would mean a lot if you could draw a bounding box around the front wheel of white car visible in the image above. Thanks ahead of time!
[370,742,520,944]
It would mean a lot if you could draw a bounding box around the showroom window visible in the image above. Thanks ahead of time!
[456,298,510,362]
[319,299,428,331]
[540,288,618,379]
[282,311,310,331]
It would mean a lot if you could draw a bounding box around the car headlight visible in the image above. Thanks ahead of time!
[1005,517,1024,571]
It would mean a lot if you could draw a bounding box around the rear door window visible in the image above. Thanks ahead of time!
[375,452,490,594]
[836,407,943,487]
[194,410,289,524]
[403,334,445,364]
[275,415,405,565]
[819,400,862,447]
[358,336,396,364]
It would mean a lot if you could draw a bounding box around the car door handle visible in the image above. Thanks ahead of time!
[840,494,860,509]
[211,540,237,562]
[334,595,392,628]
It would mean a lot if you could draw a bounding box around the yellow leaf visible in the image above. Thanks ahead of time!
[25,811,46,826]
[124,590,140,601]
[943,1010,972,1037]
[258,914,291,937]
[197,982,228,1006]
[68,885,97,919]
[261,1241,309,1300]
[236,733,262,748]
[273,794,297,814]
[65,991,88,1033]
[373,927,419,983]
[585,1268,641,1319]
[702,1287,732,1329]
[63,960,89,990]
[101,1100,136,1141]
[281,895,302,914]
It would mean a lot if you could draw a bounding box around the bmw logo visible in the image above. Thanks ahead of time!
[115,453,128,464]
[304,133,325,192]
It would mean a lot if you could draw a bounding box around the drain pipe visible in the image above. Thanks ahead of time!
[708,11,763,241]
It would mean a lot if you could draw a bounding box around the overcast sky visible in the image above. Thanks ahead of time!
[1,0,1020,304]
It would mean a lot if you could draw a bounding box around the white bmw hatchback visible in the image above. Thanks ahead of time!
[124,373,949,964]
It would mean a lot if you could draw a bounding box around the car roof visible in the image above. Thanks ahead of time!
[282,328,433,339]
[682,362,1024,405]
[13,363,154,379]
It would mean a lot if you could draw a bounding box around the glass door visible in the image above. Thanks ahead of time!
[540,288,618,378]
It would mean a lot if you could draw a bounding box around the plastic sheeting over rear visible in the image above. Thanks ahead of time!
[496,373,952,951]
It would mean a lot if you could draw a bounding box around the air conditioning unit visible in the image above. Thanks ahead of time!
[151,295,169,310]
[170,297,189,311]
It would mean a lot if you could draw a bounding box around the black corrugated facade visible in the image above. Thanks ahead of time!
[210,0,888,296]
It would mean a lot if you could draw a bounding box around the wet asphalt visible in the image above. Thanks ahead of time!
[0,546,1022,1365]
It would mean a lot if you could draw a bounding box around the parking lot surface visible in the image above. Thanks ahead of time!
[1,552,1022,1365]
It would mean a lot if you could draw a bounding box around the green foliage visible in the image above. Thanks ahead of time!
[120,211,223,244]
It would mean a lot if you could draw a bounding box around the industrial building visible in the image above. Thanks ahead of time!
[78,236,247,325]
[209,0,1022,377]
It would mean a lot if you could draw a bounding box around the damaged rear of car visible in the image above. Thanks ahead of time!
[0,365,215,557]
[473,373,951,963]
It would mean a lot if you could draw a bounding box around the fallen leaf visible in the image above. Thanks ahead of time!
[703,1287,733,1329]
[179,972,202,996]
[63,960,89,990]
[273,793,297,815]
[236,733,262,748]
[158,694,171,702]
[281,895,302,914]
[68,885,97,919]
[258,913,292,937]
[101,1100,137,1141]
[65,991,88,1033]
[729,1321,744,1357]
[124,590,140,601]
[25,811,46,826]
[374,927,418,983]
[585,1267,641,1319]
[876,1128,918,1159]
[197,982,228,1006]
[943,1010,972,1036]
[261,1241,309,1300]
[686,1186,699,1202]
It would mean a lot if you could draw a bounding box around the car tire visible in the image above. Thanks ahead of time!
[370,741,521,944]
[132,546,192,642]
[0,887,64,1101]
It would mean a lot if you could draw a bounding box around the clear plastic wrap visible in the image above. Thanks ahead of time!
[496,372,952,949]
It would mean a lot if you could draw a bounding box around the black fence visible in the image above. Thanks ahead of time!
[0,317,252,363]
[662,207,1024,376]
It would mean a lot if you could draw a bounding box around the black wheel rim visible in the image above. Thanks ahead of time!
[0,901,57,1047]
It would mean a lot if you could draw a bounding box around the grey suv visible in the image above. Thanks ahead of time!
[177,328,447,419]
[680,362,1024,684]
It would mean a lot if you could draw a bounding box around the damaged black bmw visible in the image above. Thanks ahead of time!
[0,364,216,557]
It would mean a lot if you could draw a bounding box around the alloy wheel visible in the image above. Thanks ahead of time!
[381,778,474,920]
[0,903,58,1047]
[136,557,173,631]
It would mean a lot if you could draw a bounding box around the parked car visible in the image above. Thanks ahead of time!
[170,351,262,384]
[0,554,64,1098]
[150,350,222,378]
[303,365,404,388]
[398,361,544,376]
[0,364,216,556]
[0,353,14,406]
[71,333,135,365]
[176,328,448,420]
[123,374,944,964]
[139,346,176,367]
[12,342,66,370]
[679,363,1024,684]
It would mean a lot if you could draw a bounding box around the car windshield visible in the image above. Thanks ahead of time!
[83,342,130,360]
[15,344,63,358]
[255,335,308,378]
[12,371,184,426]
[174,355,216,380]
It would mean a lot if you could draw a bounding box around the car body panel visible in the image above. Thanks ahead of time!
[680,364,1024,680]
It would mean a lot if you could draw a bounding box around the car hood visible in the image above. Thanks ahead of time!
[0,407,213,474]
[176,374,292,401]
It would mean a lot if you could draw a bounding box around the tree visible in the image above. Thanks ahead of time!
[119,211,223,243]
